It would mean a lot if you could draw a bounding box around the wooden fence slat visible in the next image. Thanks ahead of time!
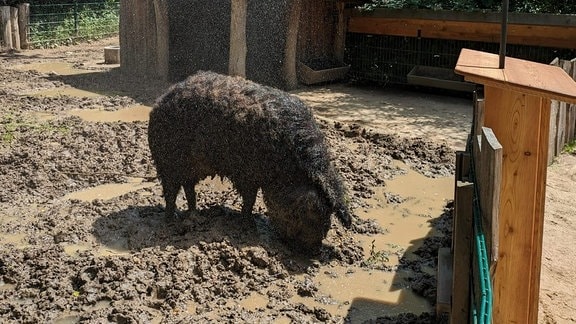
[557,95,567,153]
[451,181,474,324]
[567,60,576,143]
[549,99,560,164]
[436,247,453,317]
[478,127,502,267]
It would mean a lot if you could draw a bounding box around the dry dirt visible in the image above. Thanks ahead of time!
[0,38,574,323]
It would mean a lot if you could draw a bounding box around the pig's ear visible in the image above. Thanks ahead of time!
[336,207,352,228]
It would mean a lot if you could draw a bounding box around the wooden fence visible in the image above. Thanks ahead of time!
[549,58,576,164]
[0,4,29,50]
[438,93,500,323]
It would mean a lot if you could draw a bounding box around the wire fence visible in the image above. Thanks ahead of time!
[28,0,119,48]
[345,33,576,85]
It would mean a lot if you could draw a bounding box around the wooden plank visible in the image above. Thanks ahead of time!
[348,17,576,49]
[0,6,12,49]
[456,49,576,104]
[478,127,502,268]
[350,8,576,27]
[484,86,550,324]
[10,7,19,50]
[436,247,453,317]
[451,181,474,324]
[17,3,29,49]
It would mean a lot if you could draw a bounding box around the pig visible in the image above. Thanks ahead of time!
[147,71,352,251]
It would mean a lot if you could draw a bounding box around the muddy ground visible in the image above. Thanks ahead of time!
[0,38,573,324]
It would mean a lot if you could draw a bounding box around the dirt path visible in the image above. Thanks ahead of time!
[0,38,574,323]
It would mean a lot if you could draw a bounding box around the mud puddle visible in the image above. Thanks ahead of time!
[69,104,151,122]
[29,87,104,98]
[63,177,154,202]
[360,161,453,255]
[12,62,93,76]
[288,161,452,322]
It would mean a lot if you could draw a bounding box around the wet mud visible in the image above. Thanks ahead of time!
[0,40,455,323]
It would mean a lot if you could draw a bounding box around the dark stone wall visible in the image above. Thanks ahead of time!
[167,1,231,82]
[166,0,295,89]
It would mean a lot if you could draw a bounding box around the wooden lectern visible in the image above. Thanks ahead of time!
[455,49,576,323]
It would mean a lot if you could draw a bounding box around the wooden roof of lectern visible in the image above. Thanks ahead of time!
[455,48,576,104]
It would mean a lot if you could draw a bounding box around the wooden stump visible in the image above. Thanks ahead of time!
[1,6,12,49]
[17,3,29,50]
[104,46,120,64]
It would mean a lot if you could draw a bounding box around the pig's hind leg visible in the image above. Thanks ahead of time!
[182,178,199,215]
[161,177,181,219]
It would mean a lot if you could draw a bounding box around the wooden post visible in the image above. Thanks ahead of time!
[229,0,247,77]
[17,3,29,49]
[10,7,20,50]
[152,0,168,79]
[456,49,576,324]
[334,0,346,63]
[1,6,12,49]
[283,0,301,90]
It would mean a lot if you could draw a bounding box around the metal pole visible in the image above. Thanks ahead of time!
[499,0,509,69]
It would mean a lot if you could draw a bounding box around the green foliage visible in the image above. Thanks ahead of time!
[1,113,69,145]
[358,0,576,13]
[563,140,576,155]
[28,1,119,48]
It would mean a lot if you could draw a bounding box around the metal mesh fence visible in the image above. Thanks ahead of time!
[345,33,576,85]
[28,0,119,48]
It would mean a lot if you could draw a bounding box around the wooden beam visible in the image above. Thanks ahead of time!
[451,181,474,324]
[484,86,550,324]
[348,17,576,49]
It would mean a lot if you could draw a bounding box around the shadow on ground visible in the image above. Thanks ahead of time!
[49,68,169,105]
